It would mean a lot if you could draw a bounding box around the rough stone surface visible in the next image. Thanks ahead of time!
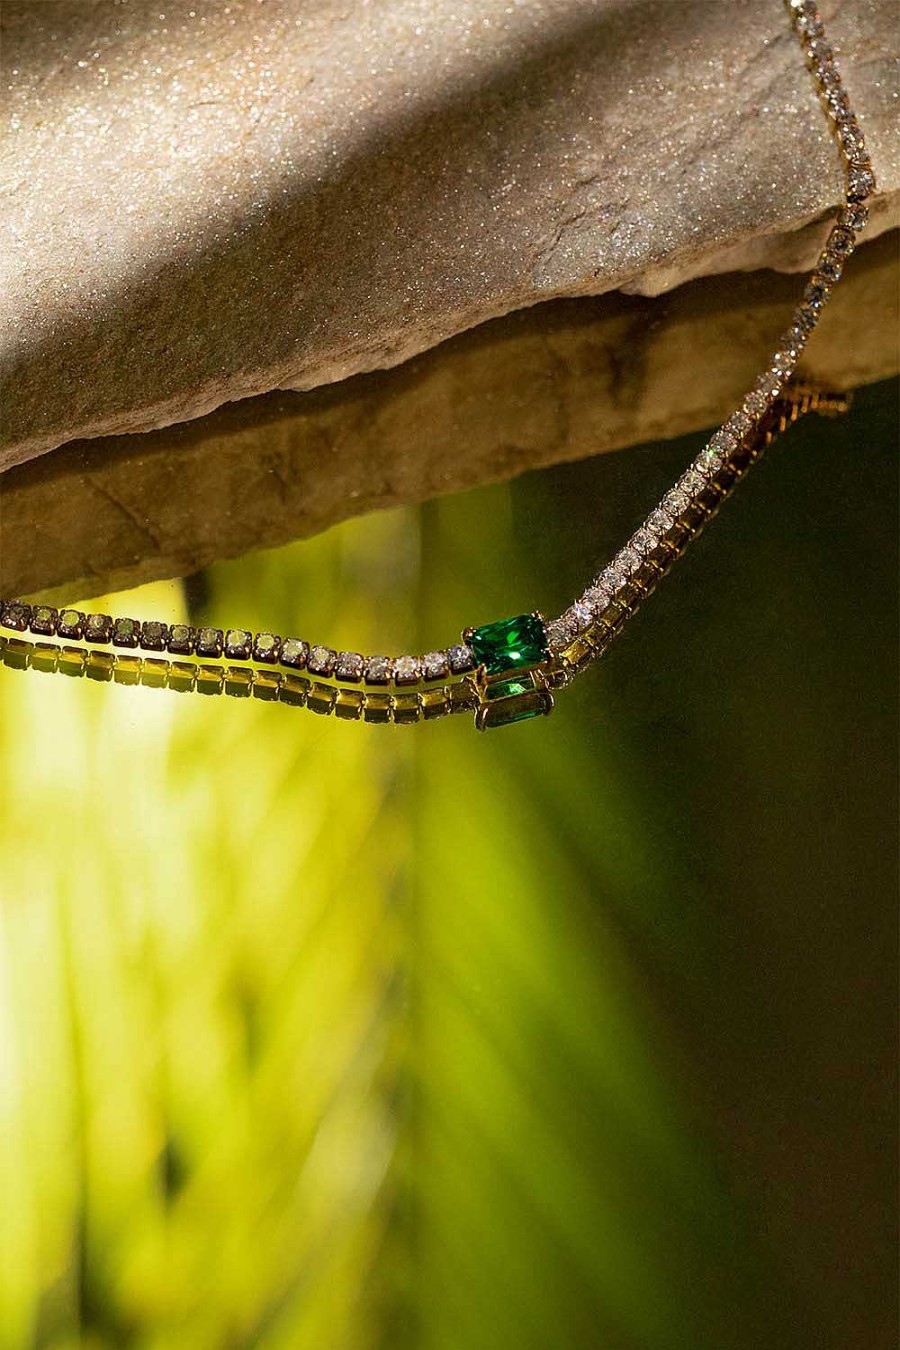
[1,0,898,468]
[2,230,896,603]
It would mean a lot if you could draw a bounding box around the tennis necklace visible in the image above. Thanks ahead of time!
[0,0,873,730]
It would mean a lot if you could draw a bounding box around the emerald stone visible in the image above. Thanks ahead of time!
[485,674,535,701]
[468,613,548,676]
[475,687,554,731]
[486,695,548,728]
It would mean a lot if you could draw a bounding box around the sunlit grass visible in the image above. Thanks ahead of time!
[1,489,730,1350]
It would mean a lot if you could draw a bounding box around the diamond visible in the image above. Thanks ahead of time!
[112,617,141,648]
[195,627,224,658]
[364,655,392,684]
[818,254,842,283]
[141,620,170,650]
[280,637,309,669]
[166,623,193,654]
[57,609,85,639]
[30,606,58,636]
[83,613,113,643]
[825,87,850,117]
[838,203,867,232]
[630,528,656,554]
[839,122,866,158]
[585,583,612,614]
[828,227,855,257]
[393,655,422,685]
[617,547,641,575]
[679,469,706,498]
[447,644,475,675]
[663,488,690,517]
[253,632,281,663]
[546,617,575,651]
[696,445,723,475]
[468,614,549,676]
[565,602,592,633]
[804,277,830,312]
[422,650,450,681]
[796,12,823,37]
[1,601,32,632]
[307,645,336,676]
[335,651,364,681]
[647,507,675,535]
[754,368,783,399]
[808,38,833,64]
[847,165,875,200]
[743,391,769,417]
[600,564,627,593]
[771,348,797,374]
[224,628,252,660]
[793,303,818,335]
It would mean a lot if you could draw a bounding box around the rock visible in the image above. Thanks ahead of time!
[1,0,898,469]
[3,229,896,603]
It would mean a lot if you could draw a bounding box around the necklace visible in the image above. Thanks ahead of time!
[0,0,873,731]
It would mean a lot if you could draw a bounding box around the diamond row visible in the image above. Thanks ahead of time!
[549,0,872,652]
[0,601,476,687]
[0,0,872,707]
[0,632,478,722]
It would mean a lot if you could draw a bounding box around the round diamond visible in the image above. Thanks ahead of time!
[393,656,422,686]
[84,613,113,642]
[30,606,58,636]
[828,227,855,257]
[663,488,690,518]
[679,469,705,497]
[253,632,281,662]
[447,644,475,675]
[308,645,336,676]
[566,602,592,633]
[546,617,576,650]
[847,165,875,200]
[771,348,797,374]
[631,527,656,554]
[745,391,769,417]
[838,203,867,233]
[57,609,85,638]
[585,583,611,614]
[225,629,252,659]
[364,655,392,683]
[1,601,31,632]
[647,507,675,535]
[335,651,364,681]
[422,650,450,681]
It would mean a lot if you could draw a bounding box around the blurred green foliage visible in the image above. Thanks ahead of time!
[0,382,895,1350]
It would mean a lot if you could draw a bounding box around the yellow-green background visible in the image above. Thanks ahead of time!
[1,381,896,1350]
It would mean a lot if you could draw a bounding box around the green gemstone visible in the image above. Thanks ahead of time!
[476,689,553,730]
[469,614,548,676]
[484,673,536,702]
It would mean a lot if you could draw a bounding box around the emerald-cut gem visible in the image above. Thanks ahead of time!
[468,613,548,676]
[485,674,535,701]
[480,693,551,729]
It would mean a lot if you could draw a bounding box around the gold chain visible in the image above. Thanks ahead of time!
[0,1,872,729]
